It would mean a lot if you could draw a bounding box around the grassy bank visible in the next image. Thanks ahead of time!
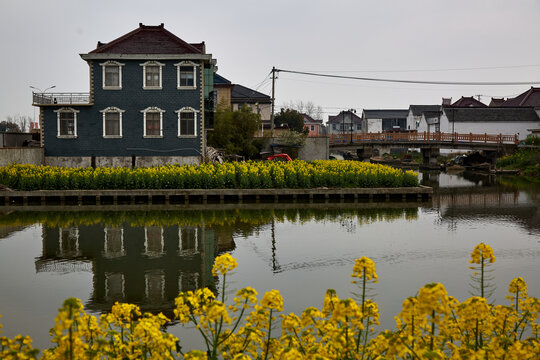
[496,147,540,177]
[0,161,418,191]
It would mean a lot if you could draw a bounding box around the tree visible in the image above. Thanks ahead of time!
[281,100,323,120]
[208,106,261,158]
[2,114,32,132]
[274,108,305,133]
[0,120,21,132]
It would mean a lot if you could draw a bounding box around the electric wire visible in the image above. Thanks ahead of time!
[276,68,540,86]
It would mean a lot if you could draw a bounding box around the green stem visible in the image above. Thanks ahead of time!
[430,310,435,351]
[263,309,274,360]
[481,257,485,298]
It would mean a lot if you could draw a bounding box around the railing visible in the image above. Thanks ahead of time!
[32,92,91,105]
[329,132,519,145]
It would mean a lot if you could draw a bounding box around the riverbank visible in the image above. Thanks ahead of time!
[496,146,540,178]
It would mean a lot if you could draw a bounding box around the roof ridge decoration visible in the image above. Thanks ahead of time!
[88,23,203,55]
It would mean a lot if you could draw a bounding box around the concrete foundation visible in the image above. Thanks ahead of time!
[134,156,201,167]
[0,148,44,166]
[96,157,132,168]
[45,156,91,168]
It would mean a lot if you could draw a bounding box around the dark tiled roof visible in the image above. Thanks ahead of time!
[362,109,409,119]
[451,97,487,107]
[301,113,323,124]
[89,23,204,54]
[422,110,442,118]
[231,84,271,103]
[327,111,362,124]
[489,98,506,106]
[409,105,441,116]
[443,107,540,122]
[500,87,540,107]
[214,73,231,85]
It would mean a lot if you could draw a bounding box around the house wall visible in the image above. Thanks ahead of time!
[406,111,422,130]
[0,147,44,166]
[366,119,383,133]
[215,86,231,109]
[298,136,329,160]
[440,113,536,139]
[232,102,271,122]
[43,59,204,160]
[304,123,321,137]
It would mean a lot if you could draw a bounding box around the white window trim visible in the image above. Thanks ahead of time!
[105,272,125,301]
[140,61,164,90]
[100,60,124,90]
[100,106,125,138]
[178,227,199,255]
[175,106,199,137]
[141,107,165,138]
[103,227,125,258]
[144,226,164,258]
[174,61,198,89]
[54,107,79,138]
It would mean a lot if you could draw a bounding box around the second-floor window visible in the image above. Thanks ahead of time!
[141,107,165,137]
[175,61,198,89]
[100,107,124,137]
[101,61,124,89]
[141,61,164,89]
[54,107,79,138]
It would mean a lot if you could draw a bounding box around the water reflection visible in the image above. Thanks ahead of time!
[35,223,220,315]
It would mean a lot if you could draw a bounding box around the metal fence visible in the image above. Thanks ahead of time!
[32,92,90,105]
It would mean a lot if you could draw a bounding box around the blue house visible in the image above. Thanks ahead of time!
[32,23,215,167]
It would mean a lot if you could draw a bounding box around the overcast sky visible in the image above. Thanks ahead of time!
[2,0,540,123]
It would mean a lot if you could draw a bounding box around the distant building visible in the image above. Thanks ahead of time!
[361,109,409,133]
[407,105,441,131]
[440,107,539,140]
[449,96,487,107]
[32,23,216,167]
[327,110,362,135]
[302,113,324,136]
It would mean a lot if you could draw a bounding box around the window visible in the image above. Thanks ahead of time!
[140,61,164,89]
[100,107,124,137]
[141,107,165,137]
[175,107,199,137]
[101,61,124,89]
[357,124,362,130]
[54,107,79,138]
[144,226,164,257]
[310,125,315,131]
[175,61,198,89]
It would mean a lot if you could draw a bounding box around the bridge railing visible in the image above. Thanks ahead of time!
[329,132,519,145]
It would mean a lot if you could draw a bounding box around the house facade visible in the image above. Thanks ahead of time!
[33,23,216,167]
[302,113,324,136]
[407,105,441,131]
[361,110,409,133]
[327,110,362,136]
[439,107,540,140]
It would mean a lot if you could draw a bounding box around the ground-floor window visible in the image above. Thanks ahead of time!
[54,107,79,138]
[175,107,199,137]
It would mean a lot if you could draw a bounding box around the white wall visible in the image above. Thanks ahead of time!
[367,119,382,133]
[440,113,537,139]
[406,111,422,131]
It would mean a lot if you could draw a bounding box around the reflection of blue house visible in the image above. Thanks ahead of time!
[32,23,216,167]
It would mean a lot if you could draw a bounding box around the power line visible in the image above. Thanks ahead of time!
[276,68,540,86]
[300,64,540,74]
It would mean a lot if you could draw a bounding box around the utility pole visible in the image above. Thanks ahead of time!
[271,67,276,136]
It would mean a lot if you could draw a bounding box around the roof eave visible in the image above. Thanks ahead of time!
[80,53,214,61]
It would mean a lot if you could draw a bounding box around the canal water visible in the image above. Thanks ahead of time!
[0,171,538,351]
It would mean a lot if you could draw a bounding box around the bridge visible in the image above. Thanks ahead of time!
[329,132,519,166]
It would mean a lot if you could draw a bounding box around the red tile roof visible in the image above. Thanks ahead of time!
[499,87,540,107]
[89,23,204,54]
[450,96,487,107]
